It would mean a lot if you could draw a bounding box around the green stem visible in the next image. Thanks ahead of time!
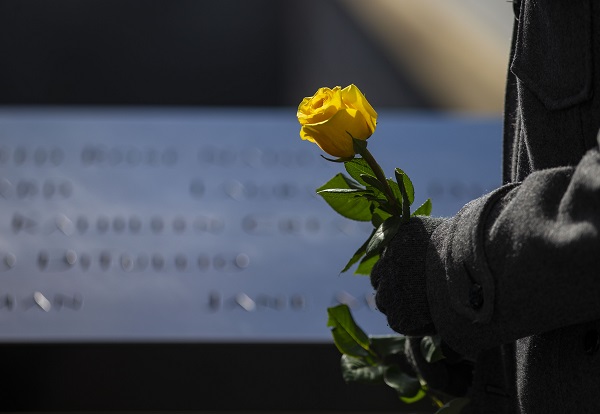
[357,145,402,217]
[420,384,445,410]
[429,393,444,409]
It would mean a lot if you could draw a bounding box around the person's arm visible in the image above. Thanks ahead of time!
[373,146,600,357]
[431,146,600,355]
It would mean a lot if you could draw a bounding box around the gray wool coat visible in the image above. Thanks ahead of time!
[371,1,600,412]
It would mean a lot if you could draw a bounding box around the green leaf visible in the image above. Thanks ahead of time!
[370,335,407,358]
[365,216,402,257]
[340,355,386,384]
[371,207,392,228]
[413,198,432,216]
[383,365,423,399]
[421,335,445,363]
[394,168,415,205]
[387,179,403,206]
[351,136,368,155]
[340,230,375,273]
[327,304,374,359]
[375,202,397,216]
[355,253,379,275]
[318,172,363,190]
[320,154,355,163]
[435,398,471,414]
[345,158,375,186]
[355,254,379,275]
[360,174,387,195]
[317,188,365,197]
[363,194,386,202]
[317,173,373,222]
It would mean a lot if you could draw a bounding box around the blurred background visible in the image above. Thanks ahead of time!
[0,0,514,112]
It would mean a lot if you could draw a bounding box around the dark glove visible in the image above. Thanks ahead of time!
[370,216,445,336]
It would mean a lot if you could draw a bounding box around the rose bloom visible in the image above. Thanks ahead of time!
[297,84,378,158]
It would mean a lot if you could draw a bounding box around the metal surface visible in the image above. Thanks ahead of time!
[0,107,502,343]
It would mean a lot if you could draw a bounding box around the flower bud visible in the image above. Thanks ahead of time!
[297,84,377,158]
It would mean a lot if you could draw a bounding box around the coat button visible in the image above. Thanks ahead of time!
[583,330,600,355]
[469,283,483,309]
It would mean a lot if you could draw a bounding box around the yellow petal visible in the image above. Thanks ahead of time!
[300,108,370,158]
[297,86,343,125]
[341,84,377,133]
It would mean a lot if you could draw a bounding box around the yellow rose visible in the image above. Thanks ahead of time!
[297,84,378,158]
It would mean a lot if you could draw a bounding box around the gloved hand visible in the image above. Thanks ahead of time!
[370,216,446,336]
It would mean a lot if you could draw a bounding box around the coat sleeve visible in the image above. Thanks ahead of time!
[427,147,600,356]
